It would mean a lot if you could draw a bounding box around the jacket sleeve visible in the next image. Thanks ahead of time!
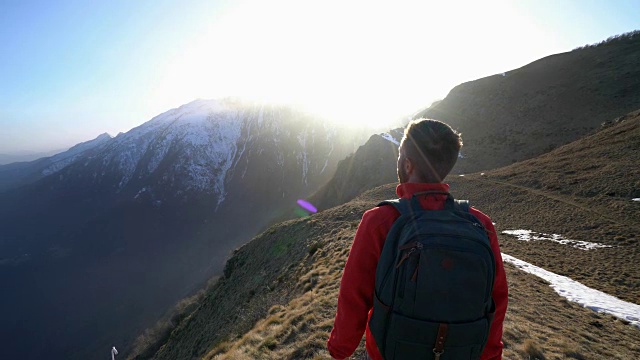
[481,220,508,360]
[327,209,388,359]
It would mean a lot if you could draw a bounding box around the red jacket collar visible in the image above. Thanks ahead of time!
[396,182,450,199]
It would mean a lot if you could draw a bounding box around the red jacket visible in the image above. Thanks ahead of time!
[327,183,508,360]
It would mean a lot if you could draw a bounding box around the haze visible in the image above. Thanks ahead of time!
[1,0,638,154]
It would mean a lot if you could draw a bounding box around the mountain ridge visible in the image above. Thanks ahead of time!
[416,30,640,173]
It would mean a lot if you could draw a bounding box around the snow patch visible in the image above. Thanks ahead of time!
[502,230,612,250]
[380,132,400,146]
[42,155,80,176]
[257,105,264,126]
[320,144,334,174]
[503,253,640,328]
[134,187,147,199]
[297,133,308,185]
[41,133,112,176]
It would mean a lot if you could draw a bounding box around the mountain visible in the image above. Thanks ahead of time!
[0,133,112,191]
[0,99,368,360]
[136,112,640,359]
[309,128,403,211]
[415,30,640,173]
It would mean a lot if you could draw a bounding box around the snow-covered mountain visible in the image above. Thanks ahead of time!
[35,99,359,208]
[0,98,367,360]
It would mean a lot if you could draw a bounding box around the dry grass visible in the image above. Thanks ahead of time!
[204,226,355,360]
[126,276,220,359]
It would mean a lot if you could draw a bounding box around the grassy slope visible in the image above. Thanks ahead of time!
[472,111,640,304]
[150,181,640,360]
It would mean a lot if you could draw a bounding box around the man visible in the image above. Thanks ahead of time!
[327,119,508,359]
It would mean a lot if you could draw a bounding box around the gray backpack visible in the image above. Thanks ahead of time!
[369,191,496,360]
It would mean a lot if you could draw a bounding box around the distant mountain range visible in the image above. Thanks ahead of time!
[0,147,70,166]
[0,133,112,191]
[0,99,368,360]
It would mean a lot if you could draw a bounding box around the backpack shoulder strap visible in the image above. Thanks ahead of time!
[379,194,465,215]
[377,198,412,216]
[454,199,470,213]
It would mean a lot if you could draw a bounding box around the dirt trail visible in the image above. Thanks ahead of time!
[470,176,640,231]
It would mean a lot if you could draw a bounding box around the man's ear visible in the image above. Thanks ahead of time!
[404,157,414,177]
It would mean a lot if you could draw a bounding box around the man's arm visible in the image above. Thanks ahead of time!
[327,208,389,359]
[481,220,508,360]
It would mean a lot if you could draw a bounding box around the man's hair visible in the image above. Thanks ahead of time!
[401,119,462,182]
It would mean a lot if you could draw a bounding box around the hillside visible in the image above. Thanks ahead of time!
[137,112,640,359]
[415,31,640,173]
[463,109,640,304]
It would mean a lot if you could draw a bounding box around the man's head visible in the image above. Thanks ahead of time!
[397,119,462,183]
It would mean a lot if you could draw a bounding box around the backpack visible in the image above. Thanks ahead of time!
[369,191,496,360]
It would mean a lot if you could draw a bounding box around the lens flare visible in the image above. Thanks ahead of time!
[297,199,317,213]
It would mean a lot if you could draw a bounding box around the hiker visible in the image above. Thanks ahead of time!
[327,119,508,360]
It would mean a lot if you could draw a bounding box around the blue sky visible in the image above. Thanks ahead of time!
[1,0,639,153]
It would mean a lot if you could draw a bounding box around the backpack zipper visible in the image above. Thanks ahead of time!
[396,244,420,268]
[396,242,423,298]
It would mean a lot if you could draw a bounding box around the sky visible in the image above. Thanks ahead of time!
[1,0,639,153]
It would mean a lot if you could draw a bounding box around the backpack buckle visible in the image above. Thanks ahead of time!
[433,349,444,360]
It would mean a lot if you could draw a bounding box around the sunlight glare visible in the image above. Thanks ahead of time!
[151,0,550,129]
